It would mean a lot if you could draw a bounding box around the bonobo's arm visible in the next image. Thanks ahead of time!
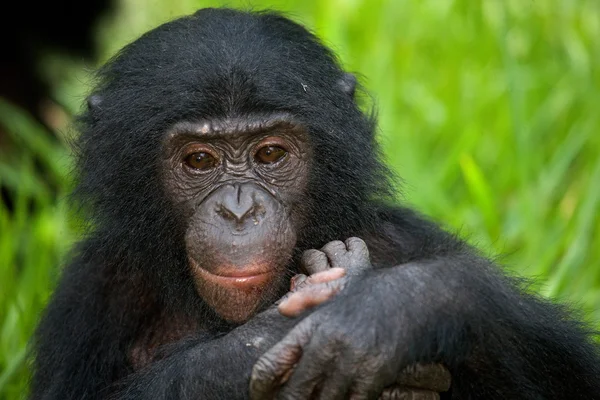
[115,307,298,400]
[252,212,600,399]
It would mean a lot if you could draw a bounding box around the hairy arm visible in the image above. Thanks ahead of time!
[114,308,298,400]
[377,207,600,398]
[380,255,600,398]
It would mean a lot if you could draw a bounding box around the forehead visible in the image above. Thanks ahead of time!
[165,113,307,143]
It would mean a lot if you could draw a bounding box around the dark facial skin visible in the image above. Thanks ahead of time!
[162,114,310,323]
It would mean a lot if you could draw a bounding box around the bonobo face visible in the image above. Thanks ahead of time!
[163,114,311,322]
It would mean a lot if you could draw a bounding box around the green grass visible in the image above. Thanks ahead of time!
[0,100,74,398]
[1,0,599,398]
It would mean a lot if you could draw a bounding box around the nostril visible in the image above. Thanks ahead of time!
[216,203,263,224]
[215,204,232,221]
[250,204,266,226]
[253,204,266,218]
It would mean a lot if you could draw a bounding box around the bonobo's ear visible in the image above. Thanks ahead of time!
[337,73,357,98]
[87,94,103,111]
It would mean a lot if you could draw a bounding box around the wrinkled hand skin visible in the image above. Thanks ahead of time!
[252,238,451,400]
[276,237,370,317]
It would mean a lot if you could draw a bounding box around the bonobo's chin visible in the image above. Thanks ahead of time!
[188,255,290,323]
[185,214,297,322]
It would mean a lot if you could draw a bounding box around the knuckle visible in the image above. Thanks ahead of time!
[293,318,317,343]
[322,240,347,253]
[251,358,273,380]
[324,278,346,293]
[345,236,367,250]
[301,249,324,263]
[361,353,385,372]
[301,250,329,274]
[323,331,359,356]
[347,239,370,262]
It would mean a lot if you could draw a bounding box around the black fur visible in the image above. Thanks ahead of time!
[30,8,600,400]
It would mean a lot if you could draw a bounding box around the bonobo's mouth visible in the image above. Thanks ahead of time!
[189,257,274,290]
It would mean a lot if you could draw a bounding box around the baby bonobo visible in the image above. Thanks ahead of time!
[30,9,600,400]
[269,238,451,400]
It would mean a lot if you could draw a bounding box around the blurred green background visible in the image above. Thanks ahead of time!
[1,0,599,397]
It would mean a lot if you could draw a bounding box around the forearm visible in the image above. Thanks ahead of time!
[116,308,298,400]
[379,254,600,398]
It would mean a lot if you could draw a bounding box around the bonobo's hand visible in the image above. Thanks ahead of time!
[278,237,370,317]
[251,238,451,400]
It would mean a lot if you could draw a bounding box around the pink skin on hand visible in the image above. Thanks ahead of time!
[278,268,346,317]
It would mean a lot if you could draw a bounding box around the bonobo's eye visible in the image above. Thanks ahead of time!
[255,145,288,164]
[184,152,217,171]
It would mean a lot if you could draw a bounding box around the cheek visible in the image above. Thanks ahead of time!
[193,270,287,323]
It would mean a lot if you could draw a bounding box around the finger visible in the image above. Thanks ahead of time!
[396,364,451,392]
[378,387,440,400]
[347,379,384,400]
[313,367,353,400]
[290,274,308,291]
[282,269,345,306]
[344,237,368,254]
[305,268,345,284]
[287,268,344,296]
[321,241,347,268]
[250,321,315,400]
[275,333,333,400]
[275,364,323,399]
[278,282,342,317]
[301,249,330,274]
[344,237,371,274]
[346,363,387,400]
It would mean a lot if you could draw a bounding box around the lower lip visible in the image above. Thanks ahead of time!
[198,269,272,290]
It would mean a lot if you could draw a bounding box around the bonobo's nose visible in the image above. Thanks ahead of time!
[216,184,266,226]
